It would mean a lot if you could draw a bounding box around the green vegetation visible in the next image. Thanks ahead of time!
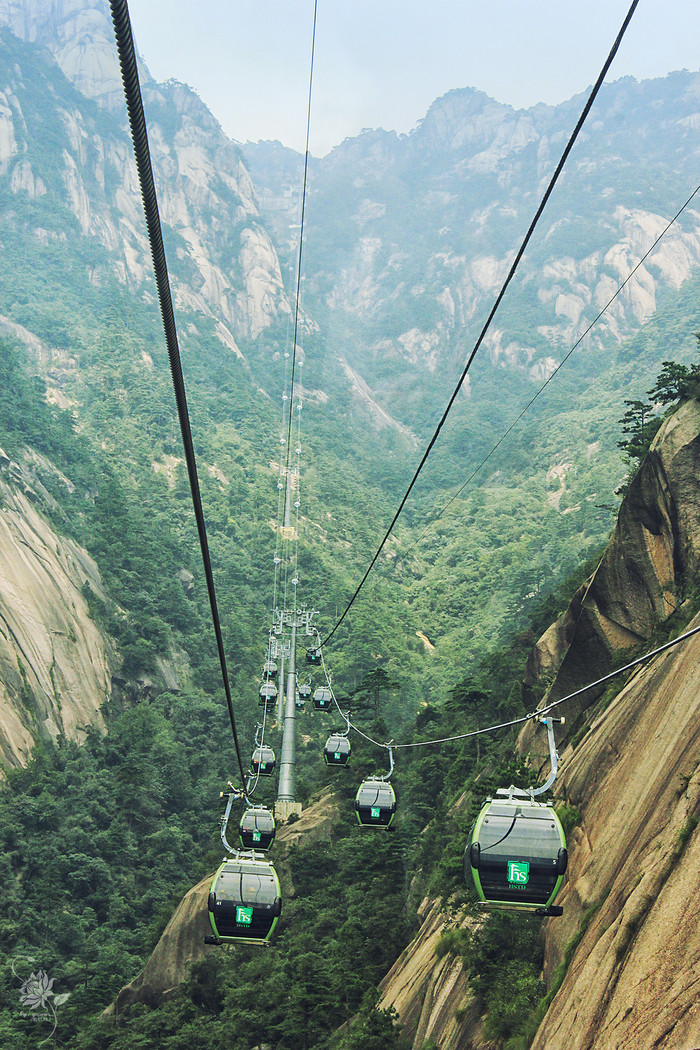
[673,815,699,857]
[1,27,700,1049]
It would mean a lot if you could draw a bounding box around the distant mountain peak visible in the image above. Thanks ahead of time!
[0,0,152,108]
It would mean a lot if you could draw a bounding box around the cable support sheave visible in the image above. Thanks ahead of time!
[406,178,700,553]
[321,0,640,648]
[109,0,248,786]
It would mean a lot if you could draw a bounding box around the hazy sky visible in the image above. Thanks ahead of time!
[126,1,699,156]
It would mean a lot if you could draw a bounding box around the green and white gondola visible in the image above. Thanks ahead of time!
[251,744,276,777]
[355,778,396,827]
[324,734,351,766]
[239,806,276,850]
[207,856,281,944]
[465,789,567,914]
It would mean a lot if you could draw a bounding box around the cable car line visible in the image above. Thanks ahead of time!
[321,0,640,650]
[319,620,700,757]
[271,352,290,614]
[405,178,700,555]
[282,0,318,509]
[109,0,248,788]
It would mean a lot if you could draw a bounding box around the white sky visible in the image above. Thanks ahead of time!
[125,1,700,156]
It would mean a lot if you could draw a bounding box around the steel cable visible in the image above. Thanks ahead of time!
[110,0,247,785]
[322,0,641,648]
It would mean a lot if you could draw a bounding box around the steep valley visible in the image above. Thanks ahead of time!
[90,394,700,1050]
[0,1,699,1048]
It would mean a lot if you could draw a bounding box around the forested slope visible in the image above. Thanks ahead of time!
[0,1,699,1047]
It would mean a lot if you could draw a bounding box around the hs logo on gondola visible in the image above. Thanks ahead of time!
[507,861,530,885]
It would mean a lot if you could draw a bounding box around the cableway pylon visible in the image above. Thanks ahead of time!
[273,604,317,821]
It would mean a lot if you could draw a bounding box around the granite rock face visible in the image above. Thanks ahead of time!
[378,899,480,1050]
[0,0,294,348]
[514,399,700,1048]
[0,455,113,770]
[523,398,700,733]
[373,401,700,1050]
[530,617,700,1050]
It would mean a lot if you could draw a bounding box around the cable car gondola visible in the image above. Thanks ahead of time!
[239,806,276,850]
[262,660,278,680]
[252,744,276,776]
[259,682,278,706]
[295,690,305,710]
[313,686,332,711]
[465,789,567,914]
[465,717,567,915]
[306,646,322,666]
[355,779,396,827]
[324,734,351,766]
[297,682,312,702]
[207,856,281,944]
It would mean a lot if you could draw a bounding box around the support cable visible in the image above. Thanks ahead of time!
[291,365,304,601]
[272,340,292,613]
[246,701,269,799]
[283,0,318,482]
[109,0,247,786]
[335,621,700,752]
[277,0,316,621]
[322,0,640,648]
[278,0,317,611]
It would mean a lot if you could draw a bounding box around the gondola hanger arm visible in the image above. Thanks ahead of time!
[380,742,395,781]
[531,716,565,797]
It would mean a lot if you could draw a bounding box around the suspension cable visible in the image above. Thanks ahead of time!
[292,362,304,603]
[321,0,640,648]
[246,699,269,799]
[109,0,248,786]
[405,179,700,555]
[333,621,700,753]
[277,0,317,616]
[272,335,292,614]
[283,0,317,509]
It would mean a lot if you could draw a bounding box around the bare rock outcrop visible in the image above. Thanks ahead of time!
[523,398,700,741]
[0,0,144,110]
[375,399,700,1050]
[0,462,113,769]
[531,615,700,1050]
[512,398,700,1047]
[0,0,294,346]
[378,899,479,1050]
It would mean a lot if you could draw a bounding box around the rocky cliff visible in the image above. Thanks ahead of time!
[371,399,700,1049]
[529,610,700,1050]
[517,403,700,1048]
[0,0,294,350]
[378,899,481,1050]
[250,75,700,427]
[523,397,700,745]
[0,446,114,770]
